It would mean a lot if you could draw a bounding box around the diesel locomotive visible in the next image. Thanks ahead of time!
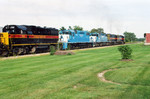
[59,30,125,50]
[0,25,59,56]
[0,25,125,56]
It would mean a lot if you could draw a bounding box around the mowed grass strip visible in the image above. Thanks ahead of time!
[0,44,150,99]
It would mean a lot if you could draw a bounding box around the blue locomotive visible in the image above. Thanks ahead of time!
[59,30,92,49]
[59,30,124,50]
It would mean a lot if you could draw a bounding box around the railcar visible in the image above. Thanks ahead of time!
[59,30,94,49]
[91,33,109,46]
[107,34,117,45]
[59,30,125,50]
[117,35,125,44]
[0,25,59,56]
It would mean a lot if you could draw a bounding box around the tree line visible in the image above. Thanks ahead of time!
[60,26,104,33]
[60,26,144,42]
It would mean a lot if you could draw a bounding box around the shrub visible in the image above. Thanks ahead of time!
[50,46,56,55]
[67,53,72,55]
[118,45,132,59]
[67,44,71,50]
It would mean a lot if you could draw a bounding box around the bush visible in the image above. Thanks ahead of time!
[67,53,72,55]
[50,46,56,55]
[118,45,132,59]
[67,44,71,50]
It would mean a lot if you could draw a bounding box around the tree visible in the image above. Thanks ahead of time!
[90,28,104,33]
[68,26,72,30]
[90,28,97,33]
[123,31,137,42]
[60,27,66,31]
[136,38,145,42]
[73,26,83,31]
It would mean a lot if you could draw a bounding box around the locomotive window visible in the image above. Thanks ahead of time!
[20,30,23,34]
[63,32,70,34]
[10,26,15,29]
[91,34,98,36]
[27,31,33,34]
[80,32,84,34]
[5,29,15,34]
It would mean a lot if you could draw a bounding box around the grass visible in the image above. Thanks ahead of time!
[0,44,150,99]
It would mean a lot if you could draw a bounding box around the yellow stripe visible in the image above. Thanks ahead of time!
[12,43,58,46]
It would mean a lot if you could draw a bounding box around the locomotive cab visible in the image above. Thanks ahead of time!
[3,25,28,34]
[0,32,9,56]
[59,30,74,50]
[90,33,98,42]
[59,30,72,43]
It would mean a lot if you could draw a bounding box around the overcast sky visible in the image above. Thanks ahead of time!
[0,0,150,38]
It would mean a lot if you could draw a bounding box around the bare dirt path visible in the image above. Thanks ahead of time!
[0,53,50,60]
[97,69,121,85]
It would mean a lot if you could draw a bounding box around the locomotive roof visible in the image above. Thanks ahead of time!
[61,30,89,33]
[16,25,27,31]
[4,25,58,30]
[107,33,124,37]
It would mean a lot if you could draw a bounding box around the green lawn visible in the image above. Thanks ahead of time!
[0,44,150,99]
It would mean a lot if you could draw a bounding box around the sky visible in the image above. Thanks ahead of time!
[0,0,150,38]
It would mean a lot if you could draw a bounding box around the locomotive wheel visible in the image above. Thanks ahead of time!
[18,48,24,55]
[1,51,9,57]
[30,47,36,54]
[12,49,18,56]
[12,48,23,55]
[99,43,102,47]
[106,43,109,46]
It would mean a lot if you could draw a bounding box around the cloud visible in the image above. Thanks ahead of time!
[0,0,150,38]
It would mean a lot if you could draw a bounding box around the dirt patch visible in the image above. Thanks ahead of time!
[54,51,75,55]
[1,53,49,60]
[73,86,77,89]
[121,59,133,61]
[98,69,121,85]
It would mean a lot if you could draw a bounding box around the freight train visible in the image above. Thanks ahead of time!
[0,25,125,56]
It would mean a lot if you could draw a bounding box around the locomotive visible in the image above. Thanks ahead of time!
[59,30,125,50]
[0,25,125,56]
[0,25,58,56]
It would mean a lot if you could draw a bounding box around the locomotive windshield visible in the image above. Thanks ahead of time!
[3,26,15,34]
[91,34,98,36]
[62,31,71,35]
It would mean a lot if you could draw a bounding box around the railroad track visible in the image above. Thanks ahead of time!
[0,44,132,60]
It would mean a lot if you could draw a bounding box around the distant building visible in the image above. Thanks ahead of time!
[0,27,2,32]
[144,33,150,45]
